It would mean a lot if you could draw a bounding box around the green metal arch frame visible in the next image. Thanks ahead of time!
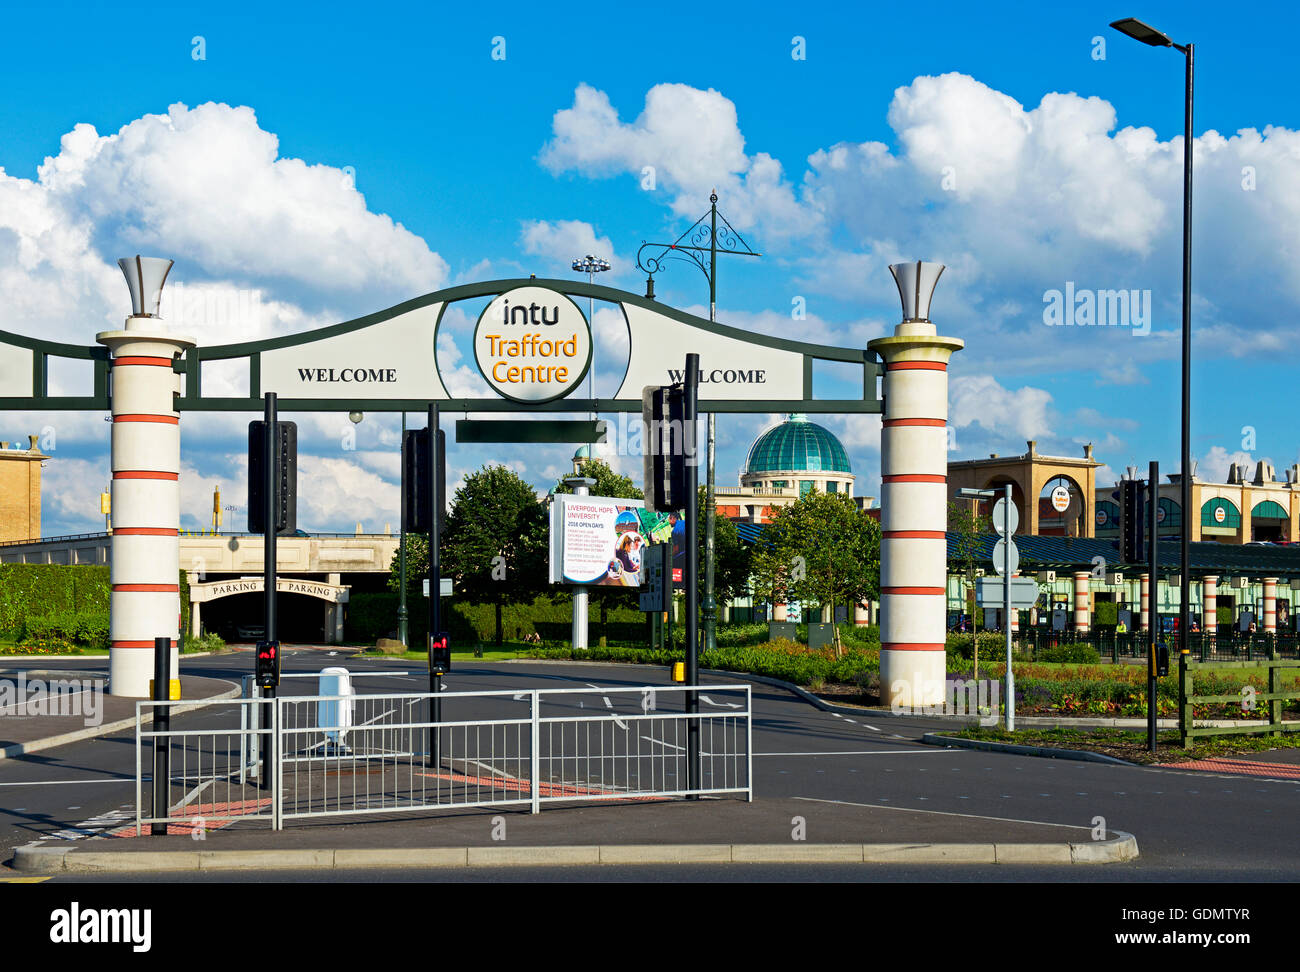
[0,329,111,410]
[1,279,882,414]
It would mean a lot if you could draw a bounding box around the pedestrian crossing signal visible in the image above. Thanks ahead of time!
[255,640,280,690]
[429,632,451,675]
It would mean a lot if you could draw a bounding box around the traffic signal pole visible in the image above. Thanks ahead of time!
[683,353,701,796]
[427,403,442,770]
[261,392,277,792]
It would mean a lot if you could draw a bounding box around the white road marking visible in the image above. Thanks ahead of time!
[700,695,742,710]
[794,796,1093,830]
[0,778,131,787]
[638,735,713,757]
[753,749,957,756]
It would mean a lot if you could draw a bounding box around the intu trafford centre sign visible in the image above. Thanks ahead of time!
[0,278,882,415]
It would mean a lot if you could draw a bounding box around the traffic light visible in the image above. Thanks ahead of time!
[1120,478,1146,563]
[429,631,451,675]
[641,383,690,512]
[402,427,446,534]
[255,640,281,690]
[248,421,298,535]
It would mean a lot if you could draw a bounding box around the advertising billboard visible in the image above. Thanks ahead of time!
[549,494,680,587]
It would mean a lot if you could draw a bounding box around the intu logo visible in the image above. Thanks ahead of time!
[500,300,560,325]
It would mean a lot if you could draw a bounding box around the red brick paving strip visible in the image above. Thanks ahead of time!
[1160,757,1300,780]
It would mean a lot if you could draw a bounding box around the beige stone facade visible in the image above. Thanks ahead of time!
[948,440,1101,537]
[0,436,45,543]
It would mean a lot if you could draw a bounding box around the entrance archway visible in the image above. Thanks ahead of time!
[189,576,350,644]
[1037,474,1087,537]
[2,264,959,702]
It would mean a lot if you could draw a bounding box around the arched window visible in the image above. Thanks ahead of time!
[1037,475,1086,537]
[1252,500,1288,520]
[1201,497,1241,528]
[1157,497,1181,528]
[1095,500,1120,532]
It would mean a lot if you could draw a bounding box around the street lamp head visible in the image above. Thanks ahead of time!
[573,255,611,274]
[889,261,945,323]
[117,255,174,318]
[1110,17,1174,47]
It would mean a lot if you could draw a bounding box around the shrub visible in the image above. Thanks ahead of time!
[11,636,79,655]
[1034,642,1102,664]
[22,612,110,651]
[184,632,227,653]
[1093,601,1118,627]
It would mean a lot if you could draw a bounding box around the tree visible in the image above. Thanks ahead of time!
[553,458,643,645]
[948,500,992,678]
[753,489,879,656]
[694,486,750,607]
[553,457,643,502]
[392,465,547,646]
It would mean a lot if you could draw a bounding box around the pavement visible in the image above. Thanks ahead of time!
[12,795,1137,873]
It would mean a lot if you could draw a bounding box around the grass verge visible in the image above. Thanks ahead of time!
[949,725,1300,766]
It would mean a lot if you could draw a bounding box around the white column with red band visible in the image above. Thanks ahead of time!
[1073,571,1090,632]
[1202,575,1218,634]
[1264,577,1278,634]
[1140,573,1150,631]
[97,321,195,697]
[868,329,963,709]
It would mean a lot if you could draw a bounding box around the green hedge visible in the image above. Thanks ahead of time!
[22,612,110,651]
[0,564,110,637]
[523,639,881,687]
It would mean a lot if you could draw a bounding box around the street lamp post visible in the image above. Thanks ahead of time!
[636,193,761,653]
[1111,15,1194,661]
[398,411,408,647]
[571,255,611,440]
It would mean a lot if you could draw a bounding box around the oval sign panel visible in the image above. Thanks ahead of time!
[474,287,592,404]
[1051,485,1071,513]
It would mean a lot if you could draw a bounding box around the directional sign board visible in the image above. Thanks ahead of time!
[977,577,1040,609]
[991,537,1019,576]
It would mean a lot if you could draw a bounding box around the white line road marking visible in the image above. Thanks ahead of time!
[700,695,741,709]
[754,749,958,756]
[793,796,1094,830]
[0,778,132,787]
[612,716,628,731]
[459,757,522,781]
[638,735,713,757]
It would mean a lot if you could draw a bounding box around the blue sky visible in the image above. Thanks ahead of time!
[2,0,1298,534]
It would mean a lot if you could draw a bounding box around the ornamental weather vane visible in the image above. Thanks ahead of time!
[635,191,761,320]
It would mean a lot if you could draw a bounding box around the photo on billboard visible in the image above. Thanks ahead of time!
[549,494,683,587]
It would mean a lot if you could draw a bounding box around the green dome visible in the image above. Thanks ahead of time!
[745,414,852,475]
